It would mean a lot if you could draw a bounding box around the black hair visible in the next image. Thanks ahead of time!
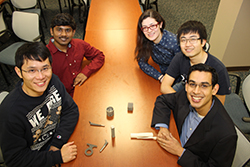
[50,13,76,30]
[177,20,207,50]
[15,42,52,69]
[187,63,218,87]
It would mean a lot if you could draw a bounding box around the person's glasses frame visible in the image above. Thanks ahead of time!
[141,22,160,32]
[187,82,212,90]
[180,37,201,45]
[21,66,52,75]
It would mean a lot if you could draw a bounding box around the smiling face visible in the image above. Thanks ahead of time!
[15,58,52,97]
[50,25,75,50]
[180,32,206,58]
[141,17,163,44]
[185,71,219,115]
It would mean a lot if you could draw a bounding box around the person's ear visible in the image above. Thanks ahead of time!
[212,84,219,95]
[15,66,23,79]
[50,28,54,37]
[185,82,188,92]
[159,22,163,29]
[201,39,207,48]
[72,29,76,36]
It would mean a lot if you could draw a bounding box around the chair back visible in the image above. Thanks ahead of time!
[10,0,37,9]
[12,11,40,42]
[0,91,8,104]
[204,42,210,52]
[0,11,5,32]
[242,74,250,111]
[139,0,146,4]
[0,91,8,165]
[232,126,250,167]
[0,5,17,52]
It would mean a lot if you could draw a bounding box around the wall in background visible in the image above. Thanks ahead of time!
[209,0,250,67]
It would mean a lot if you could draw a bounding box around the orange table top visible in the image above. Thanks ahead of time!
[85,0,142,30]
[62,0,180,166]
[0,0,6,5]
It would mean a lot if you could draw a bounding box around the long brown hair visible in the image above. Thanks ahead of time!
[135,9,165,62]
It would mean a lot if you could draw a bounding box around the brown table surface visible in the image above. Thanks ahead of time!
[62,0,180,166]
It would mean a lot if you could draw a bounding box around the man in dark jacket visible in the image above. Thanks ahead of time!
[0,42,79,167]
[152,63,237,167]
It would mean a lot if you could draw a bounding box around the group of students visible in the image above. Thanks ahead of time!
[0,9,237,167]
[0,13,104,166]
[135,9,230,104]
[137,9,236,166]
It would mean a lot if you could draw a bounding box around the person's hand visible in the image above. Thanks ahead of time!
[157,131,184,157]
[157,127,170,139]
[61,141,77,163]
[73,73,87,87]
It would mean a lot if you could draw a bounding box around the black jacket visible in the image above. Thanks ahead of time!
[151,90,237,167]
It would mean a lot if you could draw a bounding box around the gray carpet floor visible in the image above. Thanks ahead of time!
[155,0,220,41]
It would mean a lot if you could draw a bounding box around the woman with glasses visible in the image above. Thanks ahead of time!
[135,9,180,82]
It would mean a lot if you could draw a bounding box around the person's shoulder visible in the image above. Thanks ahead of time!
[207,53,226,70]
[46,37,52,46]
[46,38,54,48]
[1,89,18,103]
[212,97,234,123]
[160,89,189,108]
[48,74,67,96]
[207,53,223,63]
[176,51,184,56]
[212,98,236,132]
[46,38,58,54]
[72,38,88,44]
[173,52,186,61]
[71,38,91,47]
[49,74,63,86]
[167,52,185,71]
[164,29,177,37]
[0,87,23,114]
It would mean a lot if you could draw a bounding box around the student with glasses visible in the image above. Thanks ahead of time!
[135,9,180,82]
[152,64,237,167]
[160,20,230,104]
[0,42,79,167]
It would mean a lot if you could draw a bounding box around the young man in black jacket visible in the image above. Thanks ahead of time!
[0,42,79,167]
[152,64,237,167]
